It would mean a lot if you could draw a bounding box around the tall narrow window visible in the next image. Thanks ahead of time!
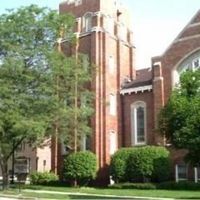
[118,24,127,42]
[81,135,90,151]
[131,101,146,145]
[109,131,117,155]
[104,16,114,35]
[136,107,145,143]
[109,94,116,116]
[108,56,115,74]
[83,13,92,32]
[43,160,46,172]
[175,164,187,182]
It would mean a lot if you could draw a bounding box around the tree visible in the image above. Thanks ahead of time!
[0,5,75,189]
[159,69,200,165]
[49,52,94,153]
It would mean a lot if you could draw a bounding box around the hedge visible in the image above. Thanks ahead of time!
[29,171,58,185]
[157,181,200,190]
[108,182,157,190]
[109,181,200,190]
[110,146,170,183]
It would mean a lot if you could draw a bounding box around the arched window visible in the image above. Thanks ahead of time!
[172,49,200,86]
[131,101,147,145]
[83,12,92,32]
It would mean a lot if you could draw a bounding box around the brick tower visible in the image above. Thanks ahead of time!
[57,0,135,183]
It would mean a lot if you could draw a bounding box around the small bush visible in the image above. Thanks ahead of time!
[63,151,97,186]
[30,171,58,185]
[158,181,200,190]
[108,182,156,190]
[110,148,135,183]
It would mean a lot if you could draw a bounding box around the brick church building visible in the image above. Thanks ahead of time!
[1,0,199,184]
[57,0,200,183]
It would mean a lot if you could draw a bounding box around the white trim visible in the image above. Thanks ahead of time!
[188,22,200,28]
[120,85,152,95]
[194,167,200,183]
[194,167,198,183]
[131,101,147,146]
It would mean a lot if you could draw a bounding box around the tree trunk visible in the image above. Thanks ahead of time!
[1,162,9,190]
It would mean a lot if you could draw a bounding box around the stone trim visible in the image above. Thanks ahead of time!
[120,85,152,95]
[175,34,200,43]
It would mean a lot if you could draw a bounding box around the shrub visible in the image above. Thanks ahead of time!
[127,147,154,182]
[63,151,97,186]
[151,147,170,182]
[110,148,135,183]
[157,181,200,190]
[110,146,170,183]
[127,146,170,182]
[30,171,58,185]
[108,182,156,190]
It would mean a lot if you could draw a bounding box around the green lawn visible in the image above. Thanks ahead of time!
[1,185,200,199]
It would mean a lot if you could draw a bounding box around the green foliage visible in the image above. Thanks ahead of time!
[30,171,58,185]
[50,53,95,150]
[127,146,170,182]
[157,181,200,191]
[109,181,200,191]
[63,151,97,185]
[108,182,157,190]
[110,146,170,183]
[110,148,135,183]
[150,147,171,182]
[158,69,200,165]
[0,4,75,189]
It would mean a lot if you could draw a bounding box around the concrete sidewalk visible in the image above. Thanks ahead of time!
[0,189,177,200]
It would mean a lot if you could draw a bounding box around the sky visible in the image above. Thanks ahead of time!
[1,0,200,69]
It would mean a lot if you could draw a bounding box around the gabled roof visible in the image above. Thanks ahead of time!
[158,9,200,57]
[122,68,152,89]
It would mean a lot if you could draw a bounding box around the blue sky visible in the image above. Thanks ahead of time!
[1,0,200,69]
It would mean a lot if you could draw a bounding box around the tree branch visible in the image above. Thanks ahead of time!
[5,136,26,161]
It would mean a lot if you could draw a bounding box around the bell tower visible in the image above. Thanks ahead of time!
[59,0,136,184]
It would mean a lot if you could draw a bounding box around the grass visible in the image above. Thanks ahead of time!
[1,185,200,199]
